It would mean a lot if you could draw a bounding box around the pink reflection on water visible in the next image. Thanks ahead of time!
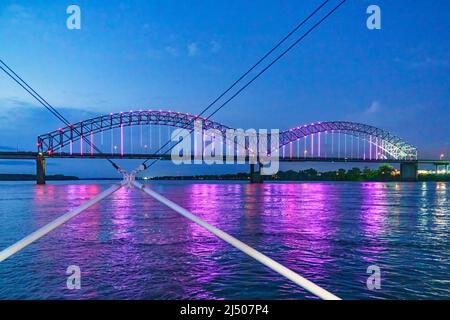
[33,184,101,221]
[360,183,388,238]
[31,184,105,298]
[181,183,233,299]
[259,183,337,284]
[359,183,388,264]
[109,187,136,240]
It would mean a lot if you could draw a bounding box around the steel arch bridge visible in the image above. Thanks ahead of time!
[37,110,230,153]
[37,110,418,160]
[280,121,417,160]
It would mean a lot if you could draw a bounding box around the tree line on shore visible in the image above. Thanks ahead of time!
[151,164,450,182]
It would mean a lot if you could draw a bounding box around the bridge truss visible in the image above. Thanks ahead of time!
[37,110,418,161]
[280,121,417,160]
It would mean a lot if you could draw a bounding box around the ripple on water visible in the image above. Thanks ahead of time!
[0,181,448,299]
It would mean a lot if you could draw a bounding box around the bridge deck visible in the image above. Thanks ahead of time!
[1,152,448,165]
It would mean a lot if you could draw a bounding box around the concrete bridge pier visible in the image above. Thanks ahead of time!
[250,163,264,184]
[400,162,418,181]
[36,153,46,185]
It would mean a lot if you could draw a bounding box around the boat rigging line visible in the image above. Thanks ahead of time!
[0,184,123,263]
[0,59,123,172]
[133,180,341,300]
[136,0,347,173]
[0,1,348,300]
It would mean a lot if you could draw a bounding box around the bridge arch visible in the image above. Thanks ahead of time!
[37,111,417,160]
[37,110,230,154]
[279,121,417,160]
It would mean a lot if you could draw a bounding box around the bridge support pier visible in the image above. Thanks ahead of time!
[400,162,418,181]
[36,153,46,185]
[250,163,263,184]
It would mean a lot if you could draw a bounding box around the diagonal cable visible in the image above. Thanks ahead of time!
[0,60,121,170]
[139,0,347,171]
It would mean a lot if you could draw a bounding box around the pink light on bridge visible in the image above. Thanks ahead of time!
[318,132,321,158]
[375,137,378,160]
[289,142,293,159]
[90,131,94,156]
[194,130,197,157]
[80,135,83,156]
[212,134,215,157]
[120,125,124,156]
[311,134,314,157]
[203,131,205,158]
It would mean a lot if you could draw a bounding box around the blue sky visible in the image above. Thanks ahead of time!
[0,0,449,177]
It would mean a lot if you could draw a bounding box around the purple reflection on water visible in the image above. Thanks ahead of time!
[1,181,443,300]
[260,183,338,286]
[359,183,388,264]
[360,183,388,238]
[31,184,105,298]
[183,183,232,299]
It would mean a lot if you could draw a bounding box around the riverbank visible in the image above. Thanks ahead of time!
[0,174,79,181]
[150,166,450,182]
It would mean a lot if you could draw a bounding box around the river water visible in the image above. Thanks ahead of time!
[0,181,448,300]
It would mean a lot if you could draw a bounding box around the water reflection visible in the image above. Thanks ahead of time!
[360,183,388,239]
[358,183,388,270]
[0,181,448,300]
[259,183,337,282]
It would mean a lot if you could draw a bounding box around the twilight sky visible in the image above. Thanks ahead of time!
[0,0,449,177]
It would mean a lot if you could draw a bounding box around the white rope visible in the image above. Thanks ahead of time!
[0,184,122,263]
[132,181,341,300]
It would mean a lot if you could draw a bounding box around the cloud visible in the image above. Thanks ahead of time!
[0,101,100,152]
[148,39,219,59]
[4,4,34,20]
[409,56,450,69]
[187,42,199,57]
[365,101,381,114]
[210,40,221,54]
[164,46,179,57]
[0,98,100,137]
[395,55,450,70]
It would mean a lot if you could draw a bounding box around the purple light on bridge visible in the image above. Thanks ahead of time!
[194,131,197,157]
[120,125,124,156]
[369,136,372,161]
[311,133,314,157]
[80,135,83,156]
[318,132,321,158]
[331,130,334,155]
[203,131,205,158]
[69,140,73,155]
[90,132,94,156]
[303,137,307,158]
[289,142,293,159]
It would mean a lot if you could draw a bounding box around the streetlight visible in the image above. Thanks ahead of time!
[440,154,445,160]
